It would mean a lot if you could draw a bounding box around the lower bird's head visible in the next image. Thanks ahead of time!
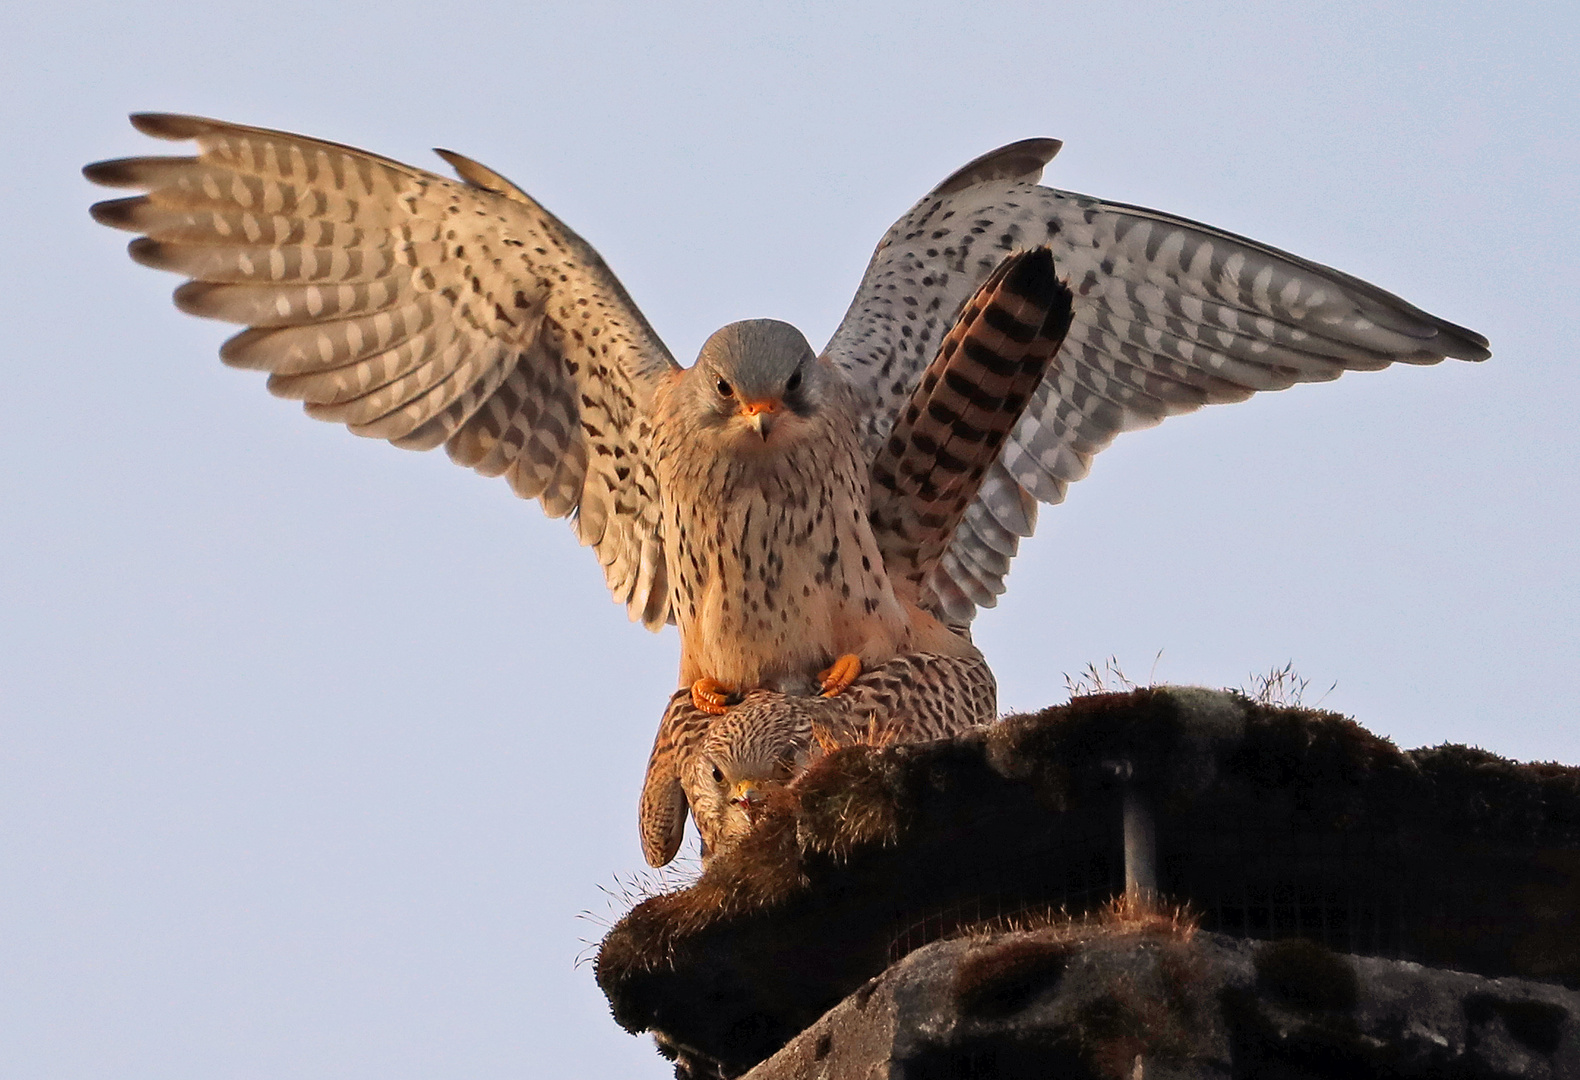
[686,319,827,446]
[684,693,816,856]
[695,748,796,829]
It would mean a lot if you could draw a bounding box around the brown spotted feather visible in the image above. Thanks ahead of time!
[868,247,1074,602]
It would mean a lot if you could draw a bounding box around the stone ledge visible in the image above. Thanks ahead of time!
[750,923,1579,1080]
[597,688,1580,1076]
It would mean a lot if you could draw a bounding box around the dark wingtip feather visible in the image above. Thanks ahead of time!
[1002,246,1058,296]
[82,158,145,188]
[87,195,145,227]
[127,236,169,270]
[1438,323,1492,363]
[129,113,208,140]
[216,326,276,370]
[1042,281,1075,340]
[1000,247,1075,337]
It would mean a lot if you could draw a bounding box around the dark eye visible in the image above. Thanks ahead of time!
[716,379,734,398]
[711,765,724,784]
[786,368,802,392]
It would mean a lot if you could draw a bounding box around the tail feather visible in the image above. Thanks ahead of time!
[868,247,1074,595]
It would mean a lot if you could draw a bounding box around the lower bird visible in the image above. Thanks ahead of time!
[643,651,998,865]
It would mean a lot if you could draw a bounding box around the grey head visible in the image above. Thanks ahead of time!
[689,319,829,440]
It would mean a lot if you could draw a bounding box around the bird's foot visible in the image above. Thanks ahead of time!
[819,654,862,698]
[691,677,738,715]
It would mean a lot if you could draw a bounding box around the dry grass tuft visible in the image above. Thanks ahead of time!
[1063,655,1143,697]
[1062,655,1337,711]
[1102,892,1199,939]
[1238,660,1335,708]
[945,894,1199,1005]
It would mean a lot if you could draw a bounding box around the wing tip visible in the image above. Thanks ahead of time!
[126,235,170,270]
[1002,245,1061,299]
[82,158,150,188]
[86,194,143,224]
[434,147,530,202]
[994,246,1076,345]
[930,137,1064,197]
[129,112,209,140]
[1441,326,1492,363]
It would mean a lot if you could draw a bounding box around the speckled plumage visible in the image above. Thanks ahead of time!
[649,330,922,693]
[640,651,997,865]
[86,116,1486,646]
[85,117,1490,861]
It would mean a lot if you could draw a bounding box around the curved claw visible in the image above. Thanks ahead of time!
[691,677,737,715]
[819,654,862,698]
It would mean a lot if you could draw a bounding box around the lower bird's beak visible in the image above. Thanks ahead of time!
[740,399,779,440]
[730,781,762,817]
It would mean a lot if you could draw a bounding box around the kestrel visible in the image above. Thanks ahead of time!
[85,114,1488,786]
[642,651,997,865]
[636,255,1070,863]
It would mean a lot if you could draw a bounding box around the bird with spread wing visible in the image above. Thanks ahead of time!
[86,116,1488,851]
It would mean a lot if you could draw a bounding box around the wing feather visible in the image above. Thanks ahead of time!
[87,113,680,629]
[827,140,1489,621]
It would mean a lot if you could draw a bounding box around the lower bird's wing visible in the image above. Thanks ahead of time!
[639,688,706,867]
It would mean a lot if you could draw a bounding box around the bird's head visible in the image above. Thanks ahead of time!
[695,743,795,827]
[688,319,826,445]
[684,691,816,856]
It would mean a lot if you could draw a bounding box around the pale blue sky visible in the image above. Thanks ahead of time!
[3,3,1576,1077]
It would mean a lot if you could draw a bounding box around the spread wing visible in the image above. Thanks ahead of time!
[86,114,679,629]
[826,139,1491,623]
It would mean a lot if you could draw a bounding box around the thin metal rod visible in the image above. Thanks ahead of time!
[1123,785,1157,901]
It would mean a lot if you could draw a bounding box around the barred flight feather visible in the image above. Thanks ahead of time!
[89,116,1489,641]
[867,247,1074,595]
[826,143,1485,619]
[86,113,678,630]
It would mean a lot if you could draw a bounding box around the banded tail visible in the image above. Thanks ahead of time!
[868,247,1074,600]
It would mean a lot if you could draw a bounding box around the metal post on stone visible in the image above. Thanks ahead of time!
[1108,758,1158,904]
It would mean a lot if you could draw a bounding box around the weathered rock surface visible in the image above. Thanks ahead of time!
[748,926,1580,1080]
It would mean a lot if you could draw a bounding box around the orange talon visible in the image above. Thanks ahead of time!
[691,677,737,715]
[819,653,862,698]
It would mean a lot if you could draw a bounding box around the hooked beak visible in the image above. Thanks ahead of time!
[740,398,779,440]
[729,780,763,818]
